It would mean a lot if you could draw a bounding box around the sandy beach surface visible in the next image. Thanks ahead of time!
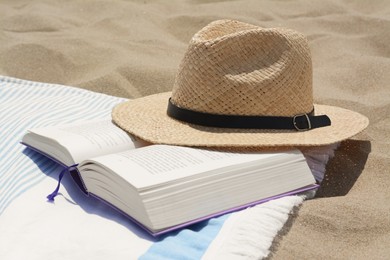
[1,0,389,259]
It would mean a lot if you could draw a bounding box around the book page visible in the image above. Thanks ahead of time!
[79,145,287,190]
[27,119,143,164]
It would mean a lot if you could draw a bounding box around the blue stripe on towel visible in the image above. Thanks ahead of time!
[0,76,125,215]
[140,214,229,260]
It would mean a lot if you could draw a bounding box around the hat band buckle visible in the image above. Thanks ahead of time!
[293,114,312,131]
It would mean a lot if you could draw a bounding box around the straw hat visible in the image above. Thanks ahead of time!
[112,20,368,147]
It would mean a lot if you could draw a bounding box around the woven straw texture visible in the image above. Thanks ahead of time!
[112,20,368,147]
[171,20,313,117]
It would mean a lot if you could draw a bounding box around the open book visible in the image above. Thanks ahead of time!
[22,119,318,236]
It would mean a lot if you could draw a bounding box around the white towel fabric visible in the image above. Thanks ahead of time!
[0,76,337,259]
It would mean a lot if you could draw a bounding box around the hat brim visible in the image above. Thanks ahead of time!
[112,92,369,148]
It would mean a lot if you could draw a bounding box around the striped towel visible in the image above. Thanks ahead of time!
[0,76,337,259]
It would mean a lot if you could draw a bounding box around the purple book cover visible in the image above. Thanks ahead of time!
[21,142,319,237]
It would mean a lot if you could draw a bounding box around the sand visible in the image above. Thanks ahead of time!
[1,0,389,259]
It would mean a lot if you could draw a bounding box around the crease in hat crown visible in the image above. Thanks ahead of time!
[170,19,314,117]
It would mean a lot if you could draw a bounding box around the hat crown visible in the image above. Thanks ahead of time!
[171,20,313,117]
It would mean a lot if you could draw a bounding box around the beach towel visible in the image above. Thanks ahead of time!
[0,76,337,259]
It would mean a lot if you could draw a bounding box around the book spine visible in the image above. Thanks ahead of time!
[20,142,88,200]
[69,168,89,195]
